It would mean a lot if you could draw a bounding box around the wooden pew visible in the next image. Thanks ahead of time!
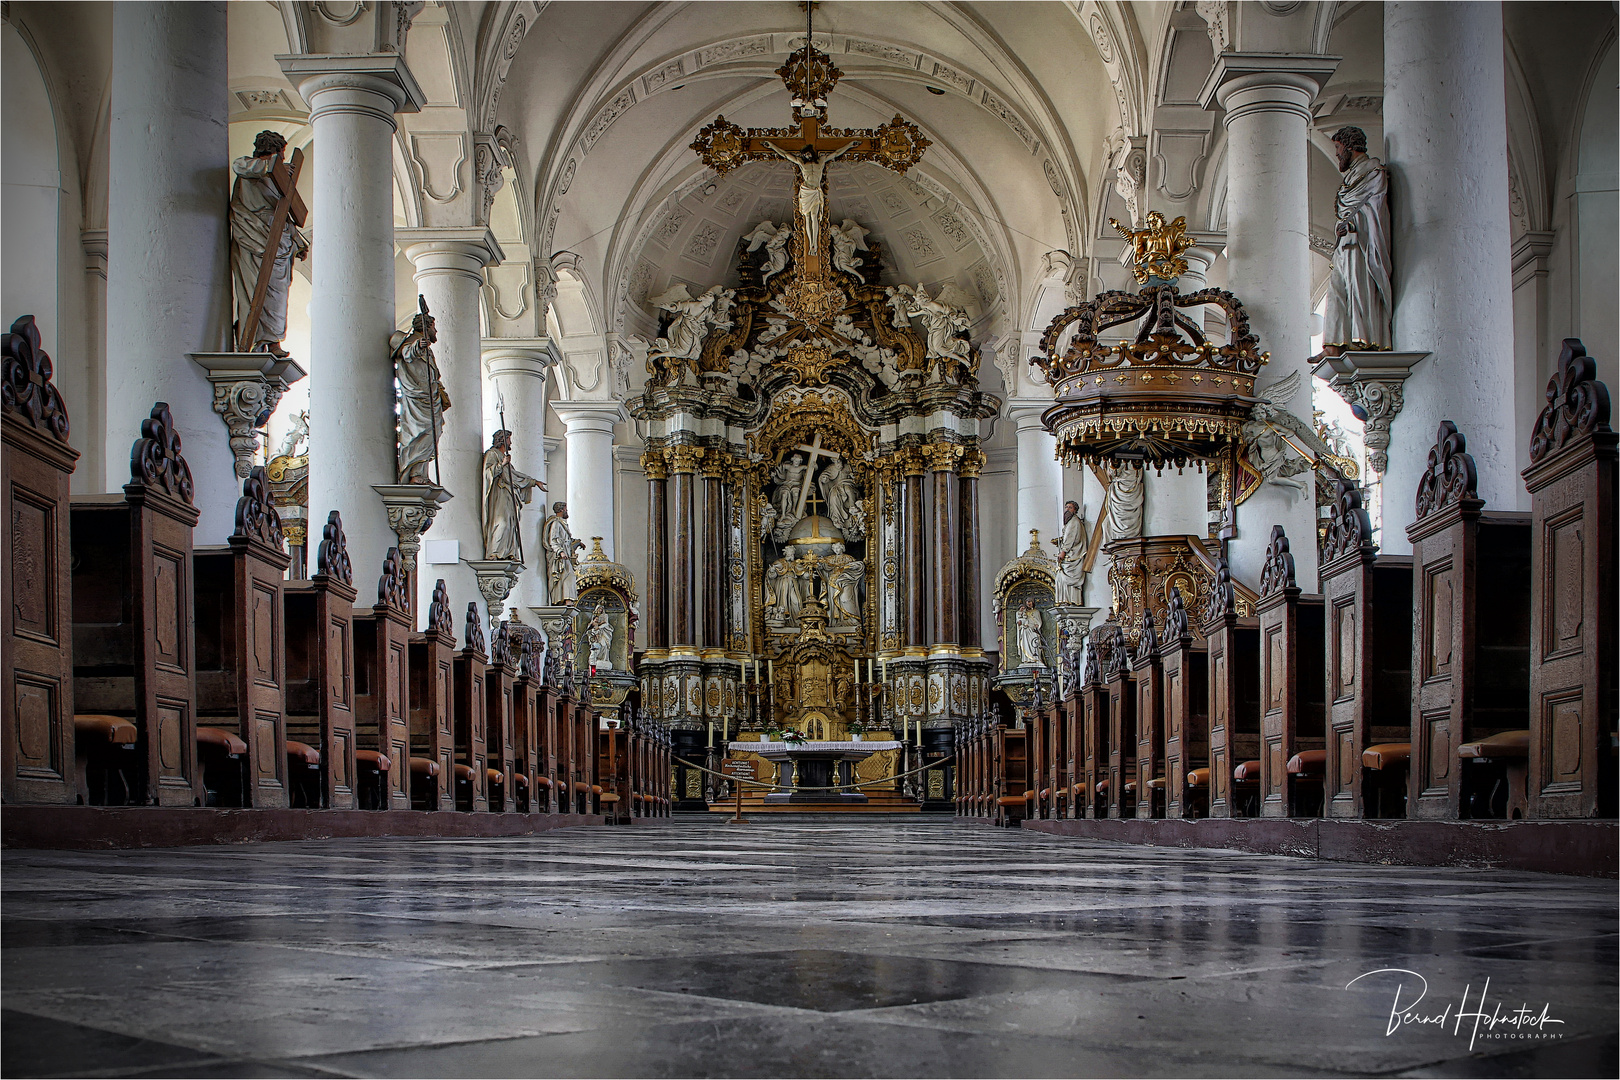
[192,467,291,808]
[993,723,1027,826]
[534,650,561,813]
[3,316,81,804]
[453,603,490,812]
[1132,612,1166,819]
[1256,525,1327,818]
[1319,481,1414,818]
[1160,587,1209,819]
[352,549,412,810]
[574,690,598,814]
[1201,555,1261,818]
[1521,341,1617,818]
[1059,680,1081,820]
[1079,642,1110,819]
[484,619,517,812]
[1407,421,1533,820]
[1103,625,1137,818]
[510,631,540,813]
[68,404,202,807]
[407,579,456,811]
[282,511,359,809]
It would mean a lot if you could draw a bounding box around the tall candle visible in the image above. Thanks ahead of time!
[768,658,774,683]
[707,721,714,747]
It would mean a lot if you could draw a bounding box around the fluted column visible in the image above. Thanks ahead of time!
[642,451,669,653]
[958,448,984,651]
[700,451,726,652]
[667,445,699,653]
[399,229,502,614]
[929,443,960,647]
[281,53,423,587]
[1201,53,1338,589]
[107,2,235,539]
[483,339,557,608]
[902,449,928,648]
[1382,1,1519,537]
[549,400,624,561]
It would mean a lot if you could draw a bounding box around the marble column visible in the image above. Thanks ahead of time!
[929,445,959,648]
[1382,1,1520,538]
[1201,54,1339,588]
[107,2,235,540]
[400,229,502,615]
[643,452,669,654]
[700,453,725,652]
[483,339,556,608]
[1008,401,1063,554]
[958,449,984,651]
[549,400,624,561]
[666,445,700,653]
[280,53,423,589]
[902,451,928,649]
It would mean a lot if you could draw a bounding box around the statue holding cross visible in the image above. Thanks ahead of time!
[230,130,309,355]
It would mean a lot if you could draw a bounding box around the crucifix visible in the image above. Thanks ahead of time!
[235,146,308,353]
[689,3,931,282]
[791,432,842,519]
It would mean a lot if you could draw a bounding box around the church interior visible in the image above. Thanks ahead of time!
[2,0,1616,1076]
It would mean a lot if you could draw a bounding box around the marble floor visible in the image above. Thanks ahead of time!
[2,821,1615,1079]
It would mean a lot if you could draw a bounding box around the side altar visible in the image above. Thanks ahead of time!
[633,31,996,812]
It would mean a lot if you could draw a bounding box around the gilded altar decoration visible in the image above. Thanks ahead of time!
[1112,210,1194,285]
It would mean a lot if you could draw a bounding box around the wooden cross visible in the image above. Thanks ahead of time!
[235,148,308,353]
[791,432,841,518]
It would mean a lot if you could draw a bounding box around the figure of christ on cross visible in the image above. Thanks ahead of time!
[791,432,842,519]
[764,138,855,263]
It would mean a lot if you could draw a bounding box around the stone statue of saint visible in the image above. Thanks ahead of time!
[541,502,585,604]
[765,140,856,257]
[764,550,805,626]
[822,543,864,624]
[771,453,807,521]
[481,429,543,561]
[586,602,615,671]
[817,456,861,535]
[392,297,450,484]
[1054,499,1088,604]
[230,130,309,355]
[1104,465,1145,544]
[1322,126,1392,351]
[1015,598,1046,668]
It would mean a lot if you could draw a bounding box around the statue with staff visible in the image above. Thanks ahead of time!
[392,295,449,485]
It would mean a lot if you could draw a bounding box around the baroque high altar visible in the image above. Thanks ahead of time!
[630,36,996,795]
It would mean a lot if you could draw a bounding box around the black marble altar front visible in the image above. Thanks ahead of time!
[3,821,1614,1078]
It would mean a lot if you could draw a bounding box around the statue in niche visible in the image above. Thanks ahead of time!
[230,130,309,355]
[817,456,863,538]
[1054,499,1088,604]
[1104,465,1145,544]
[770,453,808,522]
[757,493,778,542]
[821,542,864,624]
[765,140,856,257]
[743,220,794,284]
[392,296,450,484]
[647,284,735,383]
[829,219,870,278]
[541,502,585,603]
[481,429,544,561]
[586,602,615,671]
[764,550,806,627]
[1015,598,1046,668]
[1322,125,1392,352]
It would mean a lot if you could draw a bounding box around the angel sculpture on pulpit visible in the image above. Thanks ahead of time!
[1242,370,1333,496]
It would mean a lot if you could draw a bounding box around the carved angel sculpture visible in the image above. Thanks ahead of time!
[1242,370,1332,495]
[744,220,793,284]
[829,218,870,278]
[647,284,735,383]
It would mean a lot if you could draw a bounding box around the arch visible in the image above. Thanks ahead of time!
[2,20,63,354]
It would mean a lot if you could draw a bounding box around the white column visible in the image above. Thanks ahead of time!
[1147,245,1225,538]
[78,230,109,494]
[398,229,502,615]
[1202,54,1339,589]
[106,2,235,539]
[1007,400,1063,552]
[549,400,625,560]
[279,55,422,591]
[483,339,556,607]
[1382,1,1520,536]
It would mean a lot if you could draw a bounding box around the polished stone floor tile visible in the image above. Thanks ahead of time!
[3,821,1615,1078]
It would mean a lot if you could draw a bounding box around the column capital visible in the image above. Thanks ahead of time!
[1198,53,1340,123]
[1004,398,1055,430]
[483,337,560,380]
[397,226,504,278]
[551,399,626,435]
[278,52,425,121]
